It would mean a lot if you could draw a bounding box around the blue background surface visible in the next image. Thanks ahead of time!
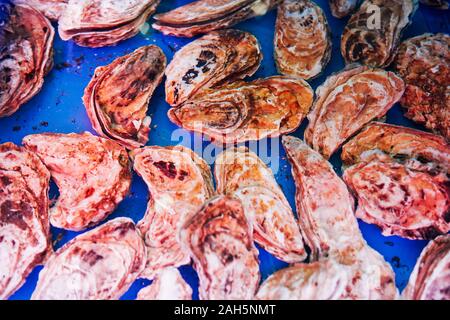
[1,0,449,300]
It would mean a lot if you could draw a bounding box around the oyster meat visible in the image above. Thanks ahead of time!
[32,218,146,300]
[341,0,417,67]
[12,0,68,20]
[58,0,160,47]
[137,268,192,300]
[84,45,166,149]
[0,4,54,118]
[165,29,262,107]
[168,76,314,145]
[130,146,214,279]
[305,65,405,159]
[393,33,450,140]
[0,143,52,299]
[403,235,450,300]
[180,195,260,300]
[153,0,280,37]
[23,132,132,231]
[329,0,359,18]
[275,0,331,80]
[342,122,450,240]
[215,147,306,263]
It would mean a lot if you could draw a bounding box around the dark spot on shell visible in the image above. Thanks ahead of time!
[182,69,199,84]
[0,200,31,230]
[153,161,177,179]
[82,249,104,266]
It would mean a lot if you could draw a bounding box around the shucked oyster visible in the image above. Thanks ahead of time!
[342,122,450,240]
[84,45,166,149]
[12,0,68,21]
[275,0,331,80]
[58,0,160,47]
[153,0,280,37]
[341,0,417,67]
[168,76,314,145]
[329,0,359,18]
[165,29,262,107]
[393,33,450,140]
[305,65,405,159]
[0,4,54,118]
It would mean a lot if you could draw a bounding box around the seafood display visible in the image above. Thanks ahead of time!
[329,0,359,18]
[84,45,166,149]
[31,218,146,300]
[393,33,450,140]
[137,268,192,300]
[305,65,405,159]
[0,4,54,118]
[165,30,262,107]
[341,0,417,67]
[11,0,68,20]
[168,76,314,144]
[342,123,450,240]
[22,132,132,231]
[152,0,280,37]
[275,0,331,80]
[130,146,214,279]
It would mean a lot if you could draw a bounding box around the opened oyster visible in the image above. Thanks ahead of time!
[180,195,260,300]
[342,122,450,240]
[32,218,146,300]
[420,0,448,8]
[275,0,331,80]
[84,45,166,149]
[305,65,405,159]
[393,33,450,140]
[329,0,359,18]
[58,0,160,47]
[12,0,68,20]
[137,268,192,300]
[0,4,54,118]
[341,0,417,67]
[165,29,262,107]
[168,76,313,145]
[130,146,214,279]
[153,0,280,37]
[215,147,306,263]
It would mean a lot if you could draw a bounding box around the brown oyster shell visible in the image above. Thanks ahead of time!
[393,33,450,140]
[275,0,331,80]
[136,268,192,300]
[83,45,166,149]
[12,0,68,21]
[304,65,405,159]
[329,0,359,18]
[165,29,262,107]
[341,0,417,67]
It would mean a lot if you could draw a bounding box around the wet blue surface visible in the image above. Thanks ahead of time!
[1,0,448,299]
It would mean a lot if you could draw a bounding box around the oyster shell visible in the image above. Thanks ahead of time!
[168,76,314,145]
[83,45,166,149]
[341,0,417,67]
[153,0,280,37]
[304,65,405,159]
[393,33,450,140]
[12,0,68,20]
[275,0,331,80]
[342,122,450,240]
[137,268,192,300]
[0,4,54,118]
[32,218,146,300]
[165,29,262,107]
[420,0,448,8]
[329,0,359,18]
[58,0,160,47]
[215,147,306,263]
[180,195,260,300]
[130,146,214,280]
[403,235,450,300]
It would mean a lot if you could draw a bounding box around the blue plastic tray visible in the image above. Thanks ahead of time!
[1,0,449,300]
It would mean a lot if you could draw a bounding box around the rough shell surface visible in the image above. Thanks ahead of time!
[136,267,192,300]
[329,0,359,18]
[12,0,68,20]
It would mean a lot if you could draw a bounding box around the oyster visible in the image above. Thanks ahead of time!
[137,268,192,300]
[153,0,280,37]
[168,76,314,145]
[215,147,306,263]
[275,0,331,80]
[130,146,214,279]
[0,143,52,299]
[12,0,68,20]
[403,235,450,300]
[341,0,417,67]
[58,0,160,47]
[329,0,359,18]
[393,33,450,140]
[32,218,146,300]
[420,0,448,9]
[84,45,166,149]
[180,195,260,300]
[165,29,262,107]
[23,132,132,231]
[0,4,54,118]
[342,122,450,240]
[305,65,405,159]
